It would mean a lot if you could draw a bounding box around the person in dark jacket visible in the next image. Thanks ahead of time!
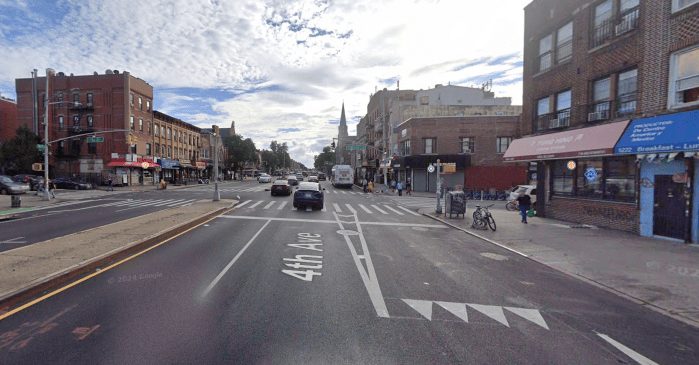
[516,191,532,224]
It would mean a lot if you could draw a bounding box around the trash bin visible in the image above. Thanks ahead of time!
[445,191,465,219]
[11,195,21,208]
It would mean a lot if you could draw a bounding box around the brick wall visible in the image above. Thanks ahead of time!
[547,197,639,233]
[0,98,19,143]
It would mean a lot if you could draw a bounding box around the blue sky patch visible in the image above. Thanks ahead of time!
[278,128,302,133]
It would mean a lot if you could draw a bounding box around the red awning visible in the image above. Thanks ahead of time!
[108,161,160,168]
[503,120,630,162]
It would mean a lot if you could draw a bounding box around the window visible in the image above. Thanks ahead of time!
[189,135,192,144]
[617,69,637,116]
[168,146,172,158]
[576,160,604,199]
[460,137,475,154]
[552,160,574,195]
[130,93,134,107]
[155,144,160,157]
[161,145,165,156]
[73,115,80,127]
[553,90,571,127]
[154,124,159,137]
[73,93,79,107]
[138,97,142,110]
[130,116,134,130]
[87,116,93,127]
[131,143,137,154]
[180,131,183,142]
[555,22,573,62]
[147,121,152,134]
[139,118,143,132]
[553,157,636,202]
[161,125,165,137]
[88,142,97,154]
[57,141,64,155]
[605,157,636,202]
[591,0,639,47]
[496,137,512,154]
[673,0,699,12]
[590,77,611,121]
[167,128,171,140]
[58,116,64,130]
[538,34,552,72]
[400,140,411,156]
[57,93,63,108]
[669,45,699,108]
[592,1,613,47]
[146,143,152,156]
[174,148,178,158]
[87,93,93,107]
[147,100,151,112]
[423,138,436,154]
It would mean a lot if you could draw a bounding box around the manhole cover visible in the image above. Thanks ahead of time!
[479,252,509,261]
[336,230,359,236]
[412,227,428,231]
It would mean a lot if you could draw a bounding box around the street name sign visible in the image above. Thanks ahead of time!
[37,144,45,151]
[346,145,365,150]
[87,137,104,143]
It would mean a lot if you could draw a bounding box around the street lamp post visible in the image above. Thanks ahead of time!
[212,125,220,201]
[436,159,442,214]
[42,69,54,201]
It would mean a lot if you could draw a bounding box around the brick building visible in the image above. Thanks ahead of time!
[152,111,202,184]
[0,96,18,144]
[505,0,699,242]
[15,70,154,184]
[393,115,525,193]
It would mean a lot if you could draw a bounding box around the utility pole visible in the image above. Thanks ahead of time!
[436,159,442,214]
[213,125,220,201]
[42,68,54,201]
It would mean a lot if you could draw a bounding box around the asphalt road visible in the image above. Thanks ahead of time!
[1,179,698,364]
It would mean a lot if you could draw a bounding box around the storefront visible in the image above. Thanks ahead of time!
[392,154,469,193]
[195,162,206,179]
[613,110,699,243]
[503,121,638,232]
[107,157,160,185]
[157,158,181,183]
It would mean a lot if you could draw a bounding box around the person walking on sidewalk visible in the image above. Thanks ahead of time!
[391,179,396,193]
[516,191,531,224]
[368,180,374,193]
[107,177,114,192]
[397,181,403,196]
[406,178,411,195]
[363,178,368,193]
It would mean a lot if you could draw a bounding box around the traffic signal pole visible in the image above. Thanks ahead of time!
[212,125,220,201]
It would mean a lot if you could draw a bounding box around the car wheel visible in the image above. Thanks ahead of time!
[0,188,6,195]
[74,185,79,190]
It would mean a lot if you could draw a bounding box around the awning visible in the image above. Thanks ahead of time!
[195,162,206,170]
[503,120,630,162]
[108,160,160,168]
[614,109,699,154]
[157,159,181,169]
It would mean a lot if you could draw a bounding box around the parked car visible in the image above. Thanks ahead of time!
[258,174,272,183]
[53,177,91,190]
[287,175,299,186]
[318,173,326,181]
[0,175,30,195]
[308,175,319,183]
[508,185,537,205]
[271,180,291,196]
[293,182,325,210]
[12,174,45,191]
[296,173,304,181]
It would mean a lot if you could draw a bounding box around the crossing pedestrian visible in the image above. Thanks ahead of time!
[397,181,403,196]
[107,177,114,192]
[362,178,368,193]
[391,179,396,193]
[368,180,374,193]
[406,178,411,195]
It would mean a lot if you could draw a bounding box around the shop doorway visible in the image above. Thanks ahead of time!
[653,175,688,241]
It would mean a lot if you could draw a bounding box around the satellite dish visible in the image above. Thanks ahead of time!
[105,69,113,74]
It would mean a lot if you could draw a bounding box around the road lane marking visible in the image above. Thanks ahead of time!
[397,206,421,216]
[151,199,178,206]
[167,199,193,207]
[358,204,372,214]
[333,203,342,213]
[382,205,404,215]
[345,204,357,214]
[219,215,447,228]
[321,205,327,212]
[333,212,389,318]
[277,201,287,210]
[348,192,356,195]
[201,220,272,298]
[263,201,275,209]
[247,201,263,209]
[596,333,660,365]
[371,205,388,214]
[0,237,27,244]
[115,200,160,212]
[236,200,252,208]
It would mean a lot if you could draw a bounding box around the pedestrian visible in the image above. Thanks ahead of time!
[107,177,114,192]
[368,180,374,193]
[48,179,56,199]
[397,181,403,196]
[391,179,396,193]
[406,178,411,196]
[516,191,532,224]
[363,178,368,193]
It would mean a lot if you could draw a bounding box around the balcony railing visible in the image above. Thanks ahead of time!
[535,109,571,132]
[569,97,639,125]
[590,7,639,48]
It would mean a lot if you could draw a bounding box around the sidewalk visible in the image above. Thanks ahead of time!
[0,199,237,311]
[419,203,699,327]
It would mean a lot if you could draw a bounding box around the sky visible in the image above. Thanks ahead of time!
[0,0,530,167]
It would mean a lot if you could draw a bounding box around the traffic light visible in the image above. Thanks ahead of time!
[331,141,335,149]
[126,134,132,145]
[383,147,388,154]
[213,125,219,137]
[132,134,137,144]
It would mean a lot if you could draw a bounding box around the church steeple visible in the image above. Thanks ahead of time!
[339,102,348,137]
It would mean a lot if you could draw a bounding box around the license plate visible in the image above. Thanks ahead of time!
[304,192,313,198]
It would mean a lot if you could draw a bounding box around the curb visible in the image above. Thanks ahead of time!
[419,211,699,329]
[0,201,238,309]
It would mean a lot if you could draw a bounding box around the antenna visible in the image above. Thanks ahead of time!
[481,79,492,92]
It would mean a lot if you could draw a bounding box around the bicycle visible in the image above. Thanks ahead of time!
[472,204,496,231]
[506,200,518,211]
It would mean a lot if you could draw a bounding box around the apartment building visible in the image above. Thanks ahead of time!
[152,110,202,183]
[0,96,18,145]
[505,0,699,242]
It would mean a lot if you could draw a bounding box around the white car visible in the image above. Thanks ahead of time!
[258,174,272,183]
[509,185,537,205]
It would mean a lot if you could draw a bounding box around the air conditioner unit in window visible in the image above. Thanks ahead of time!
[549,119,560,128]
[462,149,472,154]
[588,110,609,122]
[615,22,631,35]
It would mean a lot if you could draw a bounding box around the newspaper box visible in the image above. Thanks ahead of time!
[445,191,466,219]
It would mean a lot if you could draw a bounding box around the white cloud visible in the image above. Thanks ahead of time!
[0,0,529,166]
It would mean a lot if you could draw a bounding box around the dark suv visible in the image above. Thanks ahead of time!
[293,182,325,210]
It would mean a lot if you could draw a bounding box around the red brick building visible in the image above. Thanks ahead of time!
[506,0,699,239]
[393,115,526,192]
[0,96,18,144]
[15,70,153,183]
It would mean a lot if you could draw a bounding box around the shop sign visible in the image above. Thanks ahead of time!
[180,159,191,164]
[673,173,688,183]
[567,161,576,170]
[584,168,598,182]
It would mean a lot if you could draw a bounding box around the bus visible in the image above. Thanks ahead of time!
[331,165,354,188]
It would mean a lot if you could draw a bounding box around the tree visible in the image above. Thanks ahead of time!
[223,134,257,177]
[269,140,290,170]
[0,125,41,174]
[260,149,277,173]
[313,146,335,170]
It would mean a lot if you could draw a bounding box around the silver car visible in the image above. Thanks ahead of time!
[0,175,31,195]
[258,174,272,183]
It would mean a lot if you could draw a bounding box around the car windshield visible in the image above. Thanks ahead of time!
[273,181,287,185]
[0,176,12,184]
[298,182,319,191]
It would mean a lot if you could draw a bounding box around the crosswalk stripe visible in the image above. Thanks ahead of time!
[277,201,287,210]
[155,199,182,207]
[236,200,252,208]
[358,204,373,213]
[168,199,196,207]
[345,204,357,214]
[397,205,422,216]
[371,205,388,214]
[382,205,404,215]
[333,190,338,194]
[248,201,263,209]
[263,201,275,209]
[348,192,356,195]
[321,205,327,212]
[333,203,342,212]
[341,191,347,195]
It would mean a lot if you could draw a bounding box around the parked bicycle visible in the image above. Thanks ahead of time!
[472,204,496,231]
[506,200,518,211]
